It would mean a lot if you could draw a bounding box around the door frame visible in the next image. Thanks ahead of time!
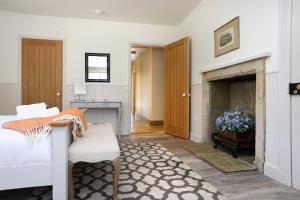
[127,41,166,134]
[18,35,66,109]
[269,0,293,186]
[289,0,300,190]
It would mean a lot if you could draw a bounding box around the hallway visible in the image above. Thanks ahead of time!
[131,116,164,134]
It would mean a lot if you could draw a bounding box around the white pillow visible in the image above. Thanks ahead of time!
[44,107,60,117]
[17,107,59,119]
[16,103,47,115]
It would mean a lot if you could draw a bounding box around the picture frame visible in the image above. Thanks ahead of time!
[214,16,240,57]
[85,53,110,82]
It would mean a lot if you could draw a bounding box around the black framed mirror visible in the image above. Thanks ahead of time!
[85,53,110,82]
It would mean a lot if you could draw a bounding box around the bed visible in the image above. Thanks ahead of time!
[0,115,72,200]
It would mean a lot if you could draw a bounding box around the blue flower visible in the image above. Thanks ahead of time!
[215,107,255,134]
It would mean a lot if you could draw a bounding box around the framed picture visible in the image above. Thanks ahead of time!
[214,17,240,57]
[85,53,110,82]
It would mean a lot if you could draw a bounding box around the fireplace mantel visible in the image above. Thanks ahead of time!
[199,52,271,74]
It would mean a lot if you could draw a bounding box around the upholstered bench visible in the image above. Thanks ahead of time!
[68,123,120,200]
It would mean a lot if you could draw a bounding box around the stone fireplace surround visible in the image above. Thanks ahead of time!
[202,58,266,172]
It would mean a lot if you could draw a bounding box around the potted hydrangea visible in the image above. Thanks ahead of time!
[215,107,255,141]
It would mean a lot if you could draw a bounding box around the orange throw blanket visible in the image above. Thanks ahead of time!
[1,108,88,138]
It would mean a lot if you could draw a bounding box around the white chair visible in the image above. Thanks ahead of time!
[68,123,120,200]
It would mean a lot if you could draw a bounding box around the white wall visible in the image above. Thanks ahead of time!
[178,0,279,85]
[151,48,164,121]
[177,0,291,186]
[0,10,178,134]
[134,50,152,120]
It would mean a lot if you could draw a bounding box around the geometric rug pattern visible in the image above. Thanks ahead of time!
[27,142,226,200]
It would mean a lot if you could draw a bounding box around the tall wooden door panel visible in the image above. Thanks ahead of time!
[22,39,63,110]
[291,0,300,191]
[164,37,190,139]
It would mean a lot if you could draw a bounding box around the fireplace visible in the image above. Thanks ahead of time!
[202,58,266,172]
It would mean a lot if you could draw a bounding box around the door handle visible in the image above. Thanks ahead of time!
[56,92,61,97]
[289,83,300,95]
[182,93,191,97]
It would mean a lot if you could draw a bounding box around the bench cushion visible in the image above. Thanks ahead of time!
[68,123,120,163]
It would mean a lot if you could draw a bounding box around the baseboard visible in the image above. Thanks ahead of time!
[121,132,130,136]
[149,120,163,126]
[135,114,163,126]
[254,157,265,173]
[264,162,291,186]
[190,132,203,143]
[135,114,149,124]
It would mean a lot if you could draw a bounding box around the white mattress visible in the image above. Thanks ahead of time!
[0,115,52,167]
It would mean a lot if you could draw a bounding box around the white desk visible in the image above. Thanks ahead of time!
[70,101,122,137]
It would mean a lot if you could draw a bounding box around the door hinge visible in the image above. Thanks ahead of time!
[289,83,300,95]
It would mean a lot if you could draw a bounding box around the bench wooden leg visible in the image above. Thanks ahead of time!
[68,161,74,200]
[112,157,120,200]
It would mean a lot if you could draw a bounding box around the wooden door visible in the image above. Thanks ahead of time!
[22,38,63,110]
[164,37,190,139]
[131,61,137,115]
[291,0,300,191]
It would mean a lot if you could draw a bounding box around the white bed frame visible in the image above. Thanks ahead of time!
[0,120,72,200]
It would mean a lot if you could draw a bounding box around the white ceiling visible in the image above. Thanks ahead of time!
[0,0,201,25]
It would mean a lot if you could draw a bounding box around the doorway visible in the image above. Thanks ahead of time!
[22,38,63,110]
[129,37,190,138]
[130,46,165,135]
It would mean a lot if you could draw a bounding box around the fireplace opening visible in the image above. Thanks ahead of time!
[209,74,256,163]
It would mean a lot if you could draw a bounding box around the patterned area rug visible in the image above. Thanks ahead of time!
[27,142,225,200]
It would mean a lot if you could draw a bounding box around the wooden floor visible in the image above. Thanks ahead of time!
[122,133,300,200]
[131,117,164,134]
